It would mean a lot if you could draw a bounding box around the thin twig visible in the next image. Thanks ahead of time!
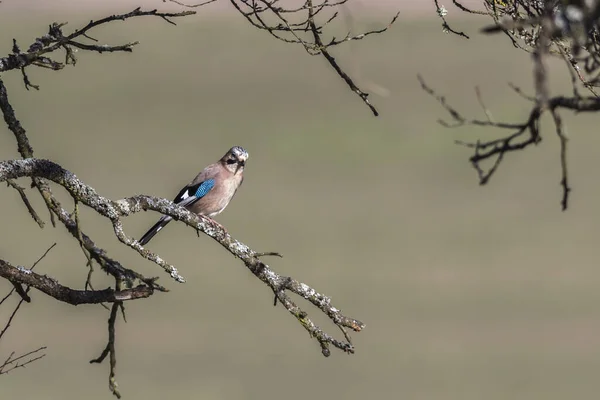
[0,243,57,339]
[90,302,121,399]
[475,86,494,122]
[0,346,47,375]
[167,0,219,8]
[551,109,571,210]
[5,179,44,228]
[228,0,397,116]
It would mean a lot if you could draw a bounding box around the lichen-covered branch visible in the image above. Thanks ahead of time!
[0,259,155,305]
[0,158,364,355]
[1,78,164,291]
[0,8,198,395]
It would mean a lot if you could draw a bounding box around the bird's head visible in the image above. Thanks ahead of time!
[221,146,249,174]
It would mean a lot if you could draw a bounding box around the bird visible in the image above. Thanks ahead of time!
[138,146,249,246]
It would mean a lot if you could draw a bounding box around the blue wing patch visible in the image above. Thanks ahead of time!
[173,179,215,204]
[194,179,215,198]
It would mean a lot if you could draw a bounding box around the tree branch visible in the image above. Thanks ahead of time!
[0,259,155,305]
[0,347,46,375]
[5,179,44,228]
[421,0,600,210]
[0,4,369,396]
[0,8,195,75]
[90,302,121,398]
[228,0,398,116]
[0,158,364,355]
[419,73,600,210]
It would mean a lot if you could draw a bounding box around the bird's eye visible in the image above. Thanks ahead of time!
[227,159,237,164]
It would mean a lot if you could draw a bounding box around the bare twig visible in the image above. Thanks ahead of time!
[475,86,494,122]
[229,0,398,116]
[5,179,44,228]
[0,347,47,375]
[433,0,472,38]
[0,243,57,340]
[0,289,14,306]
[90,302,120,398]
[419,74,600,207]
[0,293,25,341]
[551,108,571,210]
[0,8,196,75]
[166,0,218,7]
[423,0,600,209]
[31,243,57,270]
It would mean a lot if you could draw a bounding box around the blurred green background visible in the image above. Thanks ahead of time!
[2,2,600,400]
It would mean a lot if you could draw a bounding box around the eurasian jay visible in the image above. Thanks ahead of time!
[138,146,249,245]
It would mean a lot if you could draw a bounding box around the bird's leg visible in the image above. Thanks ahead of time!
[209,217,228,234]
[196,216,229,236]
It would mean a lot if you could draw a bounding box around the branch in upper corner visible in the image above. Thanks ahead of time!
[471,1,600,91]
[228,0,398,116]
[0,158,364,355]
[432,0,474,38]
[422,1,600,210]
[0,8,196,78]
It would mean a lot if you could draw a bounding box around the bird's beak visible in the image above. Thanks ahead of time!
[235,156,247,174]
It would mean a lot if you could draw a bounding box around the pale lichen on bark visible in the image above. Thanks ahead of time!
[1,157,365,355]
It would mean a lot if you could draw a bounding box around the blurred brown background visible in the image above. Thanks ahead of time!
[2,1,600,399]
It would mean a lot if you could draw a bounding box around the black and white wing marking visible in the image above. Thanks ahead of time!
[138,179,215,246]
[173,178,216,208]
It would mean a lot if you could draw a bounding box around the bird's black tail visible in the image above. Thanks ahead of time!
[138,216,172,246]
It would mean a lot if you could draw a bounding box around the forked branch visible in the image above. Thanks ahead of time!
[419,74,600,210]
[0,347,46,375]
[0,8,195,78]
[425,0,600,210]
[0,158,364,355]
[228,0,398,116]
